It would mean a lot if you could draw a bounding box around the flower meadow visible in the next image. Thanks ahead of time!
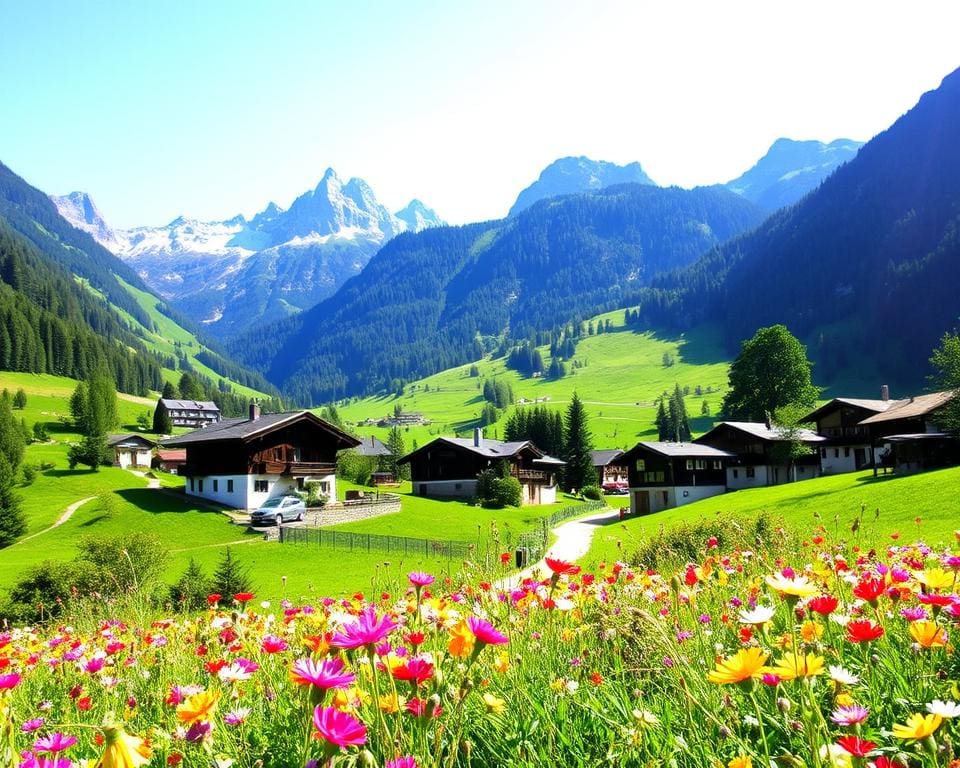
[1,530,960,768]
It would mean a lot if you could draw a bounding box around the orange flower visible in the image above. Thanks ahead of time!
[447,620,475,659]
[909,620,948,648]
[176,689,220,724]
[707,647,770,685]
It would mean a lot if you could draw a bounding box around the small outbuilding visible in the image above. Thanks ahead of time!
[107,434,155,469]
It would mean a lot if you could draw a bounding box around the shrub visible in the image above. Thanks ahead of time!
[21,463,37,485]
[478,474,522,509]
[32,422,49,442]
[581,484,603,501]
[0,559,96,624]
[169,558,212,611]
[76,532,169,594]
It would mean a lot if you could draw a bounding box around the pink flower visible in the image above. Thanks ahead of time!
[0,672,21,690]
[408,571,435,588]
[330,606,398,651]
[260,635,288,654]
[313,705,367,748]
[21,719,45,733]
[467,616,508,647]
[290,657,356,690]
[385,758,419,768]
[19,755,73,768]
[33,732,78,753]
[831,704,870,726]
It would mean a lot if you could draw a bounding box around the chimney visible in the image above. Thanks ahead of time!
[880,384,889,402]
[249,401,261,421]
[473,427,483,448]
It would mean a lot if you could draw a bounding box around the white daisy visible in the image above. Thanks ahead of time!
[926,699,960,718]
[828,664,859,686]
[738,604,775,625]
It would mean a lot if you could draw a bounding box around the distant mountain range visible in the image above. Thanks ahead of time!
[636,66,960,393]
[52,170,444,338]
[228,184,766,404]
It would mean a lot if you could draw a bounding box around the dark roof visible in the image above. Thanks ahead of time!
[107,433,155,448]
[695,421,825,444]
[398,436,540,464]
[159,398,220,411]
[162,411,360,449]
[859,391,955,425]
[355,436,392,457]
[621,441,735,462]
[591,449,625,467]
[802,398,896,423]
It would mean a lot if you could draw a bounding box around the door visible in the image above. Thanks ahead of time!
[854,448,866,469]
[634,491,650,515]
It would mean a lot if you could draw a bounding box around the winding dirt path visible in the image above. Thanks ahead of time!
[16,496,96,544]
[497,506,622,590]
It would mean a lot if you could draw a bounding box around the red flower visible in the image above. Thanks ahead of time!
[404,631,425,647]
[167,754,184,766]
[500,552,511,565]
[233,592,254,604]
[846,619,884,643]
[808,595,839,616]
[206,594,222,605]
[545,558,581,576]
[684,565,698,586]
[205,659,227,675]
[836,735,876,757]
[392,658,434,686]
[589,671,603,686]
[852,576,885,603]
[76,696,92,711]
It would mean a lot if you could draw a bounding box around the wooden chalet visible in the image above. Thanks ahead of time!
[802,390,896,474]
[591,449,629,490]
[153,448,187,474]
[858,390,959,475]
[156,398,221,428]
[399,428,564,505]
[106,433,155,469]
[694,421,824,488]
[620,442,734,514]
[163,404,360,510]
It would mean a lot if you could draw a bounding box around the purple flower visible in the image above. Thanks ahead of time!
[698,613,712,624]
[662,656,674,668]
[408,571,435,588]
[900,606,928,622]
[33,732,78,753]
[467,616,508,647]
[330,606,398,651]
[290,657,356,690]
[184,720,213,744]
[21,719,45,733]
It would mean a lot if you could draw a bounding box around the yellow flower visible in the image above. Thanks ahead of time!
[728,756,753,768]
[447,620,475,658]
[892,712,943,740]
[765,573,818,599]
[94,724,152,768]
[176,689,219,724]
[800,620,824,642]
[378,691,404,714]
[835,692,855,707]
[331,686,367,711]
[707,647,770,685]
[771,652,825,681]
[916,568,954,591]
[493,651,510,674]
[910,620,948,648]
[482,692,506,714]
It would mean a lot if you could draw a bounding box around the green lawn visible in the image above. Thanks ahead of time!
[335,317,731,450]
[583,466,960,567]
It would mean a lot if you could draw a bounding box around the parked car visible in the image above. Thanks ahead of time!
[602,482,629,495]
[250,495,306,526]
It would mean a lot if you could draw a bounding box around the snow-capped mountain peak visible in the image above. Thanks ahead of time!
[50,191,123,250]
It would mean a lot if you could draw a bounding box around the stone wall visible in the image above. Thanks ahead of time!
[306,495,402,526]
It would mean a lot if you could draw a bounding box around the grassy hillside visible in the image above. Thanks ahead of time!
[584,466,960,567]
[335,315,731,450]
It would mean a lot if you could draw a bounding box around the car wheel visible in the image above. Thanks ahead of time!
[296,511,303,522]
[276,513,283,527]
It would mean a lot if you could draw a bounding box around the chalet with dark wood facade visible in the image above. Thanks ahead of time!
[620,442,734,514]
[399,428,564,505]
[802,394,895,475]
[156,398,221,428]
[694,422,824,488]
[859,390,959,475]
[163,404,360,510]
[591,449,628,490]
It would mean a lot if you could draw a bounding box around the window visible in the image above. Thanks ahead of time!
[213,479,218,492]
[695,459,707,470]
[732,469,739,479]
[198,479,204,492]
[834,449,840,458]
[254,480,269,493]
[320,481,329,494]
[635,459,646,471]
[712,460,722,470]
[745,467,756,479]
[820,448,827,458]
[844,447,850,458]
[685,460,694,470]
[227,479,234,493]
[190,477,195,492]
[643,471,665,483]
[274,447,283,460]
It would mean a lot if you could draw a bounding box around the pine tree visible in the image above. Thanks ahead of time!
[211,549,252,597]
[655,399,670,441]
[153,403,172,435]
[0,451,25,548]
[161,381,177,399]
[386,426,409,480]
[169,558,212,611]
[563,392,594,492]
[12,388,26,409]
[668,383,692,442]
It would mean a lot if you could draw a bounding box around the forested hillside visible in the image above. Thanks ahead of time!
[632,66,960,390]
[231,184,765,403]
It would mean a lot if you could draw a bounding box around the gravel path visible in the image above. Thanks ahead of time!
[16,496,96,544]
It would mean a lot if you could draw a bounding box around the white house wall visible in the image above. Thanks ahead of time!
[184,472,337,510]
[630,485,725,514]
[413,479,477,498]
[819,444,870,475]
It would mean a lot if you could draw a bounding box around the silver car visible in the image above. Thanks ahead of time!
[250,495,306,526]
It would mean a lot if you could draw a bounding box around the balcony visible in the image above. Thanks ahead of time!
[252,461,337,476]
[513,468,548,482]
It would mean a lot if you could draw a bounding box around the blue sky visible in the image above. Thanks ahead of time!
[2,1,959,228]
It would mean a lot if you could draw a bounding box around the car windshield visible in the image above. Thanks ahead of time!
[259,498,281,508]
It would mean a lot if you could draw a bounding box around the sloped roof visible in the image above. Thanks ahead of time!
[632,441,736,458]
[355,436,392,457]
[159,399,220,411]
[155,449,187,461]
[591,449,625,467]
[398,436,541,464]
[803,397,896,422]
[162,411,360,449]
[696,421,826,444]
[859,391,955,425]
[107,433,155,448]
